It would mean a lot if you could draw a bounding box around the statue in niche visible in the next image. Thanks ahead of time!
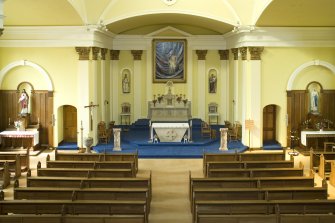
[307,82,322,115]
[18,89,29,114]
[122,71,130,93]
[209,73,217,93]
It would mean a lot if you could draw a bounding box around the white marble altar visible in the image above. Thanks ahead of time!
[301,130,335,146]
[151,123,190,142]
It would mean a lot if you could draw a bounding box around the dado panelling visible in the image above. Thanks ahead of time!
[0,90,53,147]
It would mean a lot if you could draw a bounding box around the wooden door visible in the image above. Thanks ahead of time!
[263,105,276,141]
[63,105,77,142]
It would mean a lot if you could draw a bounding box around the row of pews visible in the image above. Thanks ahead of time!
[311,148,335,187]
[0,149,151,223]
[190,150,335,223]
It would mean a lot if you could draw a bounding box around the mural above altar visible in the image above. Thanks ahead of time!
[148,81,191,122]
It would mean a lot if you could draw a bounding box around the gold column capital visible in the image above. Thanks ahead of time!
[249,47,264,60]
[218,50,229,60]
[196,50,208,60]
[75,47,91,60]
[131,50,143,60]
[92,47,100,60]
[110,50,120,60]
[239,47,247,60]
[231,48,239,60]
[100,48,108,60]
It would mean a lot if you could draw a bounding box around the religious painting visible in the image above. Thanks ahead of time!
[153,39,186,83]
[307,81,322,114]
[122,69,130,93]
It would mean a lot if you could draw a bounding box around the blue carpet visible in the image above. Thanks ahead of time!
[263,140,283,150]
[57,141,79,150]
[93,123,248,158]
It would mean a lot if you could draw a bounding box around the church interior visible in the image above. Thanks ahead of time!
[0,0,335,222]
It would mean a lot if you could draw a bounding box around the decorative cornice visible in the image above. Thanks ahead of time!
[249,47,264,60]
[131,50,143,60]
[196,50,208,60]
[239,47,247,60]
[110,50,120,60]
[231,48,239,60]
[218,50,229,60]
[0,28,3,36]
[75,47,91,60]
[100,48,108,60]
[92,47,100,60]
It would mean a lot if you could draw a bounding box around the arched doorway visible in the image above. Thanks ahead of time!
[61,105,77,142]
[263,104,279,143]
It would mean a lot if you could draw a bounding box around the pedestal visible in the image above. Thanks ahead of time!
[113,128,122,151]
[219,128,228,151]
[84,137,93,153]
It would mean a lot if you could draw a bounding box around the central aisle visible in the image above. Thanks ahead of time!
[138,159,203,223]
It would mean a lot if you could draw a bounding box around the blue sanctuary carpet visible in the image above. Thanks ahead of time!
[56,141,79,150]
[93,119,248,158]
[262,140,283,150]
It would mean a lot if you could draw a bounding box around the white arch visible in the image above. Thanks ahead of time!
[0,60,54,91]
[286,60,335,91]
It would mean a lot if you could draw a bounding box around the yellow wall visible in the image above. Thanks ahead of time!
[262,47,335,146]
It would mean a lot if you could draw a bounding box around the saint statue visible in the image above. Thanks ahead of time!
[310,88,319,113]
[209,73,217,93]
[122,73,130,93]
[18,89,29,114]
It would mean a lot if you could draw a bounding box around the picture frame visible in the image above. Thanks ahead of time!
[153,39,187,83]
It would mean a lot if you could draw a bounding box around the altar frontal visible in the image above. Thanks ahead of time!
[151,123,190,142]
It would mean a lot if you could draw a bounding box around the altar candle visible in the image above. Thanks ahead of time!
[9,117,10,125]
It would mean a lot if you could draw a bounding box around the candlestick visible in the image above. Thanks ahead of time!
[9,117,10,125]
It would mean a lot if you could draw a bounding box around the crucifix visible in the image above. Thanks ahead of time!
[84,102,99,131]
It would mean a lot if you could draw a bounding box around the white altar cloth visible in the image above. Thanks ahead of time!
[301,130,335,146]
[0,130,39,146]
[151,123,190,142]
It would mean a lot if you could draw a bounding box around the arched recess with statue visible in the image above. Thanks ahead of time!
[286,60,335,154]
[0,60,54,149]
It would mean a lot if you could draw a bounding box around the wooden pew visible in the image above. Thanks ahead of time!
[310,149,335,172]
[54,150,138,173]
[45,159,135,173]
[329,160,335,187]
[207,163,304,178]
[0,161,10,189]
[203,150,286,175]
[0,149,30,171]
[14,186,151,212]
[191,180,328,213]
[36,167,136,178]
[0,214,146,223]
[0,200,148,223]
[206,159,294,177]
[197,214,335,223]
[0,154,21,178]
[26,174,152,201]
[189,171,315,201]
[317,154,334,179]
[194,200,335,223]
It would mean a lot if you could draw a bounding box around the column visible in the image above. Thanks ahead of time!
[92,47,100,143]
[187,47,193,103]
[131,50,143,122]
[248,47,264,148]
[100,48,108,122]
[219,128,228,151]
[146,44,152,103]
[110,50,120,124]
[0,0,3,36]
[196,50,207,121]
[239,47,248,146]
[231,48,239,123]
[218,50,229,123]
[75,47,91,148]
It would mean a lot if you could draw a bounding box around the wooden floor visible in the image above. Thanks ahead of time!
[2,148,335,223]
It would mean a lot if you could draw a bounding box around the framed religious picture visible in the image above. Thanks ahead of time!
[153,39,187,83]
[307,81,322,114]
